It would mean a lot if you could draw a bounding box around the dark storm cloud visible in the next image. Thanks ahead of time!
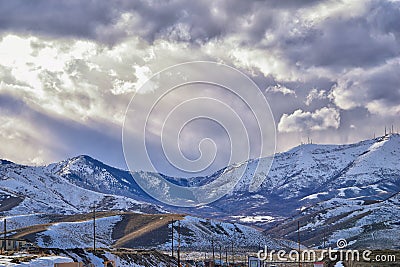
[0,0,328,43]
[0,0,234,41]
[369,0,400,39]
[118,0,328,44]
[1,0,398,60]
[332,59,400,115]
[1,0,400,166]
[280,0,400,69]
[0,0,117,39]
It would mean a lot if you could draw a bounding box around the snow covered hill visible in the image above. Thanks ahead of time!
[0,134,399,249]
[266,191,400,249]
[2,212,288,251]
[212,134,400,249]
[210,134,400,220]
[0,160,163,215]
[47,155,152,202]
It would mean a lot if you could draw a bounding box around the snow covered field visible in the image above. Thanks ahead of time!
[0,250,174,267]
[0,254,72,267]
[36,215,122,249]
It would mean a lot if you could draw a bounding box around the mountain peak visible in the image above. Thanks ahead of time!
[68,154,99,164]
[385,132,400,139]
[58,155,111,171]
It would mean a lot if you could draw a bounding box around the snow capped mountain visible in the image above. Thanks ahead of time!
[0,156,285,251]
[208,134,400,220]
[47,155,152,202]
[0,134,399,249]
[47,134,400,221]
[175,134,400,249]
[0,159,163,215]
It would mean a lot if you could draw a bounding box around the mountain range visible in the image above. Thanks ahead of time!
[0,134,399,249]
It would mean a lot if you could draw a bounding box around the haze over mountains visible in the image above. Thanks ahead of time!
[0,134,399,249]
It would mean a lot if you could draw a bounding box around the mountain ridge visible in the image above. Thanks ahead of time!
[0,134,399,249]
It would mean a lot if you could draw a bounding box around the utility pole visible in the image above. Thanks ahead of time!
[219,244,222,266]
[231,239,235,265]
[225,248,228,266]
[93,203,96,253]
[177,220,181,267]
[3,219,6,252]
[171,220,174,258]
[212,238,215,264]
[298,221,301,267]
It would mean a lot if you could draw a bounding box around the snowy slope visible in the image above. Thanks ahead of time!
[36,215,122,249]
[0,161,163,215]
[204,134,400,222]
[47,155,151,201]
[163,215,291,250]
[266,192,400,249]
[9,213,287,250]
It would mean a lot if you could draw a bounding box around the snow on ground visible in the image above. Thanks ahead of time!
[36,215,122,249]
[300,192,329,201]
[0,251,171,267]
[102,251,165,267]
[231,215,276,223]
[60,250,172,267]
[0,214,50,230]
[0,254,73,267]
[162,216,281,249]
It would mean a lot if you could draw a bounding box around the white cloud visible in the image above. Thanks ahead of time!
[305,88,327,105]
[0,35,165,125]
[0,34,157,165]
[266,84,296,96]
[331,59,400,116]
[278,107,340,133]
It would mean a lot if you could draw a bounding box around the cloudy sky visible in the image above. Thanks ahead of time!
[0,0,399,172]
